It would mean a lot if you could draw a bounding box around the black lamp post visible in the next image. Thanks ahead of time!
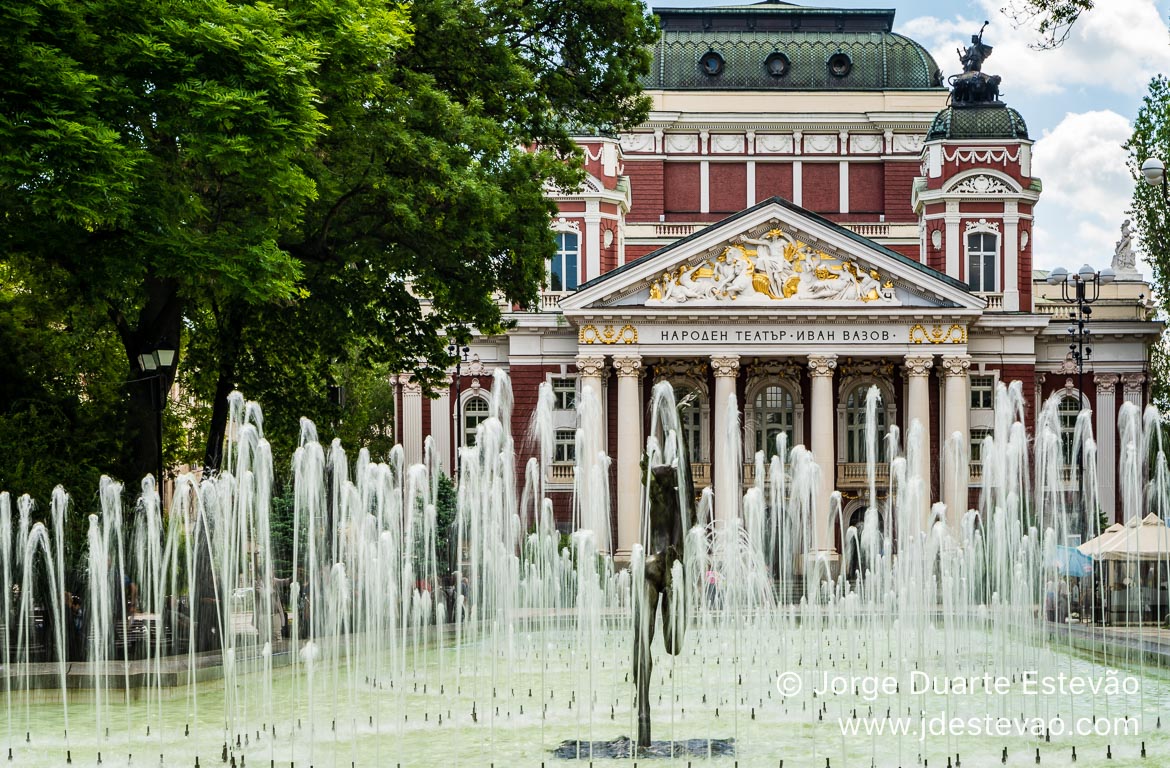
[447,343,470,478]
[1045,265,1115,535]
[137,342,177,505]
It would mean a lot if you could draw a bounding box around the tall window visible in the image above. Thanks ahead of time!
[970,427,992,466]
[844,385,886,463]
[463,396,491,448]
[549,232,579,291]
[754,385,794,459]
[1058,395,1081,466]
[674,386,704,462]
[967,232,997,292]
[554,429,576,463]
[552,377,576,410]
[970,374,995,410]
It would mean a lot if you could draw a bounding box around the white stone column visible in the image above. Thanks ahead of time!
[711,355,740,524]
[941,355,971,527]
[1122,373,1146,409]
[1094,373,1119,524]
[429,375,452,475]
[399,375,424,466]
[904,355,934,521]
[613,355,644,561]
[808,355,838,551]
[945,204,960,278]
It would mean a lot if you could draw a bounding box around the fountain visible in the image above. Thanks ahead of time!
[0,374,1168,767]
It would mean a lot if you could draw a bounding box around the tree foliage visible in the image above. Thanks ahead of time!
[1127,76,1170,414]
[1,0,659,493]
[186,0,658,469]
[1002,0,1095,49]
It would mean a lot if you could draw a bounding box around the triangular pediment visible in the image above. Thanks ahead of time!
[561,198,984,313]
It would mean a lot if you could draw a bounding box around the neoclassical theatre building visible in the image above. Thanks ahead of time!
[395,2,1159,559]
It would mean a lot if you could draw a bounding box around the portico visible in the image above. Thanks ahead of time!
[560,197,987,560]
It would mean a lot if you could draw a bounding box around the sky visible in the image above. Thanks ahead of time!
[651,0,1170,275]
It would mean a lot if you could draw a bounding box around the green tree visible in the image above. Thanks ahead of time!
[0,0,347,482]
[1127,76,1170,416]
[1002,0,1096,49]
[191,0,658,468]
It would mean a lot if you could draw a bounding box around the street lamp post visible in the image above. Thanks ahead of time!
[137,342,177,506]
[1045,265,1115,536]
[447,343,470,478]
[1141,157,1168,200]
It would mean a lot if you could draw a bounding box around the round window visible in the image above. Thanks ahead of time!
[699,51,725,77]
[764,51,790,78]
[828,52,852,78]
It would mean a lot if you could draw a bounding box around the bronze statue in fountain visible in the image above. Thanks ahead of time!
[633,459,691,749]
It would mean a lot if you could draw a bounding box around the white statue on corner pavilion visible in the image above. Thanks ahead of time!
[1112,218,1139,276]
[647,227,897,305]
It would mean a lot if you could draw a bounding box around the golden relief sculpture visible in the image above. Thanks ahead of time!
[908,324,967,344]
[579,323,638,345]
[647,228,896,305]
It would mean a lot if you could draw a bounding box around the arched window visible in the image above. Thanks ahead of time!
[753,385,794,458]
[1058,395,1081,466]
[844,384,887,464]
[674,385,705,463]
[463,396,491,448]
[549,232,579,291]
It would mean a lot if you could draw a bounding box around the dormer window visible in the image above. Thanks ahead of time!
[700,50,725,77]
[967,231,997,292]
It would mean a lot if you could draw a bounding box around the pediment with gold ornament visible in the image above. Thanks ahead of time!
[560,197,985,313]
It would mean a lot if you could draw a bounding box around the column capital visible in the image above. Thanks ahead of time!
[612,355,644,378]
[1094,372,1120,388]
[1121,372,1146,393]
[939,355,972,378]
[398,374,423,394]
[575,355,606,378]
[807,354,838,378]
[903,355,934,378]
[711,355,740,378]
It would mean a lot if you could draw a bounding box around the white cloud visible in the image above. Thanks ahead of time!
[1031,110,1135,271]
[900,0,1170,98]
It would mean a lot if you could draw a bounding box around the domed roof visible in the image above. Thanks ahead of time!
[926,105,1029,141]
[643,4,945,91]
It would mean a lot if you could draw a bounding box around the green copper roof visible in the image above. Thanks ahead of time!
[643,3,944,91]
[926,105,1029,141]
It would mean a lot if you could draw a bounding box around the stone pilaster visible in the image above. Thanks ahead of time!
[1094,373,1119,524]
[399,375,424,466]
[1121,373,1146,409]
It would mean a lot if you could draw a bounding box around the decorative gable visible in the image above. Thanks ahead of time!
[562,198,984,313]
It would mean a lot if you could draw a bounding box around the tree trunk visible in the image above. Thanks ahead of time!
[202,302,245,474]
[115,274,183,487]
